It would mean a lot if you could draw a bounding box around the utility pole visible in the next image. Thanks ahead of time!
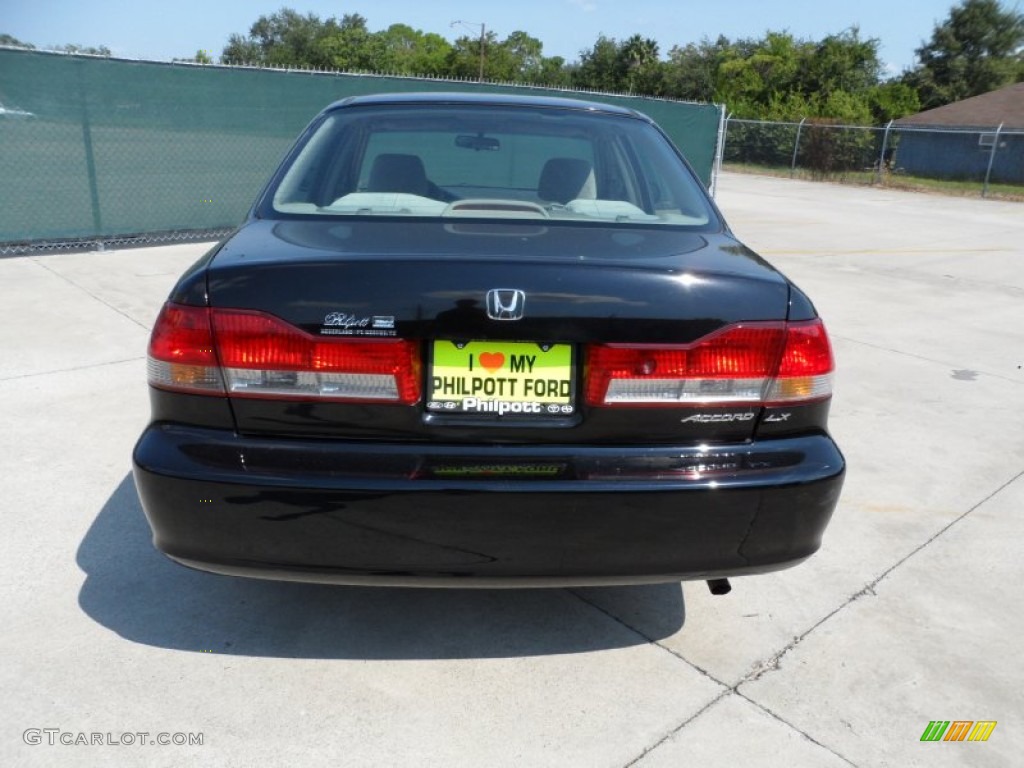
[451,20,486,81]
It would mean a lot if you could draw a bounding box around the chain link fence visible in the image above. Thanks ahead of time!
[723,117,1024,198]
[0,47,722,254]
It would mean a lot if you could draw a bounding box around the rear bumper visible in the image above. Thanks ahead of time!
[132,424,845,586]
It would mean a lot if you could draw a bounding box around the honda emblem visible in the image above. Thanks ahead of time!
[485,289,526,321]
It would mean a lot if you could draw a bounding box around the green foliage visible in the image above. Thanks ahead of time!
[220,12,560,82]
[447,30,501,80]
[663,36,731,104]
[52,43,111,56]
[867,82,921,123]
[212,5,1005,124]
[573,33,663,94]
[173,49,214,64]
[709,29,889,122]
[376,25,452,75]
[446,29,552,82]
[1,33,35,49]
[801,119,877,176]
[574,35,626,91]
[620,35,661,94]
[313,14,381,71]
[235,9,328,66]
[903,0,1024,108]
[14,2,1023,124]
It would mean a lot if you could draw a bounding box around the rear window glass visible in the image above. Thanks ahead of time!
[268,104,715,228]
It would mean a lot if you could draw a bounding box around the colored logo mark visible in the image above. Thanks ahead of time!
[920,721,997,742]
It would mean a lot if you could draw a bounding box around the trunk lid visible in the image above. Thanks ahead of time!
[203,219,791,444]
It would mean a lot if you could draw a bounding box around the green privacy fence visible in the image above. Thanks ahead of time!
[0,48,722,245]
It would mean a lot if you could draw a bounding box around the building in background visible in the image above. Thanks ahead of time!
[893,83,1024,183]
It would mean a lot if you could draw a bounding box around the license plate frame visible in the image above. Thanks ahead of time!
[426,340,576,420]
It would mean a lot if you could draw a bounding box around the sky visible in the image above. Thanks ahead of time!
[3,0,973,76]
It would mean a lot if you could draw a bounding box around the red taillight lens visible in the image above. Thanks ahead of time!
[212,309,420,404]
[147,303,224,393]
[585,320,833,407]
[147,303,420,404]
[765,320,834,404]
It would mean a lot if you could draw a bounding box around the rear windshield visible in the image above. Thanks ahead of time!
[265,103,717,229]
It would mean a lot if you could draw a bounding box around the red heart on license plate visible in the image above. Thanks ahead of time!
[479,352,505,372]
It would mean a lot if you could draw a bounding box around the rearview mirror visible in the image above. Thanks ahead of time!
[455,134,501,151]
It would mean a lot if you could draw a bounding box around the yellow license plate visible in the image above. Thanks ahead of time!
[427,341,575,417]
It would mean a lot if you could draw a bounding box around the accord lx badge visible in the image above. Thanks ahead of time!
[680,412,756,423]
[486,289,526,321]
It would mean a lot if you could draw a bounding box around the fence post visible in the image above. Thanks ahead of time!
[875,119,893,185]
[710,106,728,197]
[791,117,806,176]
[982,123,1003,198]
[76,61,103,236]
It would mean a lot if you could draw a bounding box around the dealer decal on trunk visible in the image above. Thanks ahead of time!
[320,312,396,337]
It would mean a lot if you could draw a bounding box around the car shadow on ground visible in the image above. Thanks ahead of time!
[77,474,686,659]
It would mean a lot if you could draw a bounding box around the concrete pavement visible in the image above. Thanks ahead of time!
[2,172,1021,766]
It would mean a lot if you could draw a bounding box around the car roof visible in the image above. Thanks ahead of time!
[325,91,649,121]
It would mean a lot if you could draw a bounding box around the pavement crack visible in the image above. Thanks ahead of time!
[0,357,145,382]
[31,257,149,330]
[567,588,728,687]
[619,690,733,768]
[567,589,740,767]
[739,467,1024,686]
[736,692,861,767]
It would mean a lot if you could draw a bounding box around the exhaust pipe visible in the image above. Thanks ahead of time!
[706,578,732,596]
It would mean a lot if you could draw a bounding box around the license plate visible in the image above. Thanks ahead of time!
[427,341,575,418]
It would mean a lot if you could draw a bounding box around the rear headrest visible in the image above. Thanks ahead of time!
[367,153,429,196]
[538,158,597,204]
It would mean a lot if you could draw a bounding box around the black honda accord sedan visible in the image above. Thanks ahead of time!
[133,92,844,588]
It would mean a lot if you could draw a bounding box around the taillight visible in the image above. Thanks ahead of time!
[585,320,833,407]
[147,303,420,404]
[147,304,224,394]
[764,320,834,404]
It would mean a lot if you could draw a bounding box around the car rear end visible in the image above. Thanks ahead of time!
[133,95,844,586]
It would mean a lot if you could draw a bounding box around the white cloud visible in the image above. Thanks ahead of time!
[567,0,597,12]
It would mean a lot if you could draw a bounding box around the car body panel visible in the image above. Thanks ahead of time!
[134,424,843,586]
[133,93,845,587]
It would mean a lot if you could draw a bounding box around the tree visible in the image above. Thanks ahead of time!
[314,14,381,71]
[714,32,806,117]
[503,30,545,81]
[620,35,661,94]
[867,81,921,122]
[708,29,903,122]
[174,49,214,64]
[221,33,261,65]
[220,9,344,67]
[447,30,501,80]
[208,8,924,121]
[250,9,327,66]
[536,56,572,87]
[575,35,627,91]
[904,0,1024,109]
[53,43,111,56]
[0,33,35,49]
[663,36,731,103]
[800,28,882,101]
[375,24,448,75]
[574,34,664,93]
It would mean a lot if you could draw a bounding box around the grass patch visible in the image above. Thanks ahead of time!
[722,162,1024,202]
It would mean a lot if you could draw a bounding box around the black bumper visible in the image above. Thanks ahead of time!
[132,425,845,586]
